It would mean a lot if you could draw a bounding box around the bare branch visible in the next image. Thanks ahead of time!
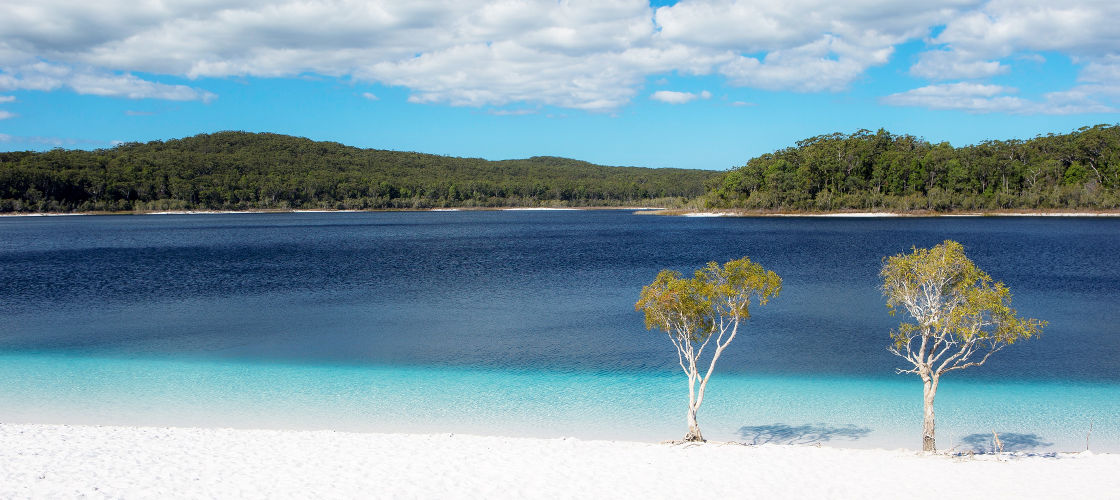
[942,344,1004,374]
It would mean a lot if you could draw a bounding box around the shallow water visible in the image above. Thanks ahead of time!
[0,211,1117,451]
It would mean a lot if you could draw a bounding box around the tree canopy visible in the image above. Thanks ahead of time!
[6,125,1120,214]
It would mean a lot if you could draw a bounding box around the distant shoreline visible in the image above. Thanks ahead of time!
[3,207,1119,217]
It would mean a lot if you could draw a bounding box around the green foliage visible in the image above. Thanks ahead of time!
[881,240,1045,374]
[708,125,1120,212]
[0,131,720,212]
[636,257,782,346]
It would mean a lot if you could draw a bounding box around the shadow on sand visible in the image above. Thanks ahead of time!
[958,432,1053,453]
[738,423,871,445]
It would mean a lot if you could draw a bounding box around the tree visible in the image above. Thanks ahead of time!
[636,257,782,442]
[880,240,1045,452]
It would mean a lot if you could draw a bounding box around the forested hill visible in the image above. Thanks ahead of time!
[706,124,1120,212]
[0,132,720,212]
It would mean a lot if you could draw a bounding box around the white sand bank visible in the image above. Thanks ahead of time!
[2,424,1116,499]
[682,212,732,217]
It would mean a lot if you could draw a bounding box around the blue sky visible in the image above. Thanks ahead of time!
[1,1,1118,170]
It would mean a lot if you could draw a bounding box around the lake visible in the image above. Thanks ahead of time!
[0,210,1117,452]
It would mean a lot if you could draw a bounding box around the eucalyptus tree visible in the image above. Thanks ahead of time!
[636,257,782,442]
[881,240,1045,452]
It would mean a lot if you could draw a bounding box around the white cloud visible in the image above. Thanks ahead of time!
[657,0,979,91]
[650,89,711,104]
[487,108,537,116]
[0,110,15,120]
[0,95,14,103]
[731,101,757,107]
[881,82,1115,114]
[1080,57,1120,84]
[909,1,1120,88]
[361,92,379,101]
[0,62,215,102]
[910,51,1007,80]
[0,0,1117,113]
[929,1,1120,58]
[895,0,1120,113]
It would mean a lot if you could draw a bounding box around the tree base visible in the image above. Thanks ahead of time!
[683,429,706,442]
[923,436,936,452]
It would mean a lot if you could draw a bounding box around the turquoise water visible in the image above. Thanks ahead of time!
[1,352,1115,452]
[1,211,1118,452]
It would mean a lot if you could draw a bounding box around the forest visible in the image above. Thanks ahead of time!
[1,125,1118,213]
[0,131,718,212]
[704,124,1120,212]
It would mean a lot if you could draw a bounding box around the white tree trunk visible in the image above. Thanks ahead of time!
[683,367,705,442]
[922,377,939,452]
[685,405,704,442]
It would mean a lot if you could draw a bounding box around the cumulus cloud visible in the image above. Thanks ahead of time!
[651,89,711,104]
[0,0,1116,113]
[0,110,15,120]
[1080,57,1120,86]
[928,0,1120,58]
[0,95,14,103]
[0,0,958,108]
[361,92,379,101]
[910,1,1120,81]
[898,1,1120,111]
[881,82,1114,114]
[0,62,216,102]
[657,0,979,91]
[909,51,1007,80]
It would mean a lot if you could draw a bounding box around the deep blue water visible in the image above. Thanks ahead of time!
[0,211,1117,451]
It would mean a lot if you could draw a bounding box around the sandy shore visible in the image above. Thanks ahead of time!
[1,423,1116,499]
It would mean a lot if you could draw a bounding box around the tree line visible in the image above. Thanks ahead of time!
[705,124,1120,212]
[4,125,1119,214]
[0,131,719,212]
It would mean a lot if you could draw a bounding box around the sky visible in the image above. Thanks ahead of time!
[1,0,1119,171]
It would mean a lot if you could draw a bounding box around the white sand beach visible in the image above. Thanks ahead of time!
[1,423,1115,499]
